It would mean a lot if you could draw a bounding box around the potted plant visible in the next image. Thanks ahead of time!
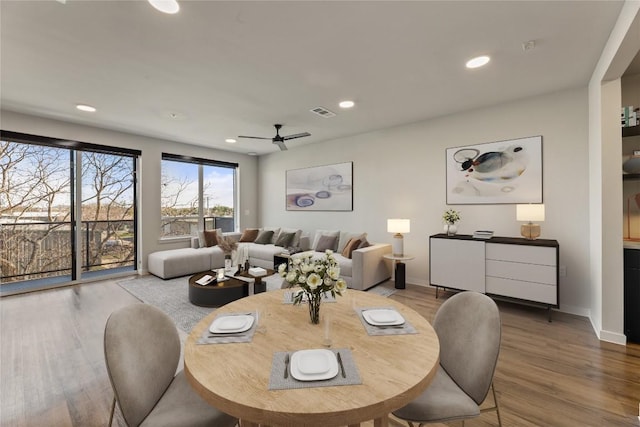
[442,209,461,236]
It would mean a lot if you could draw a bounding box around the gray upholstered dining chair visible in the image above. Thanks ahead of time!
[392,291,502,427]
[104,304,238,427]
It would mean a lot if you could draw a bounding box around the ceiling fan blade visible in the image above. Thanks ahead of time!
[238,135,272,140]
[282,132,311,141]
[274,141,288,151]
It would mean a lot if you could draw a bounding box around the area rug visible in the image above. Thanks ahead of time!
[117,276,214,333]
[117,275,395,333]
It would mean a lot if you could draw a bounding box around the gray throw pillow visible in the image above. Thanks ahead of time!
[315,235,337,252]
[274,232,295,248]
[254,230,274,245]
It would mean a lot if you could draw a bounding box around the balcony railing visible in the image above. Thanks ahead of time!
[0,219,135,284]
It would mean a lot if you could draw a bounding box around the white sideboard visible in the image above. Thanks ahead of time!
[429,234,559,316]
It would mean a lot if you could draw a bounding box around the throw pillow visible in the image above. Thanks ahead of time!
[341,238,362,259]
[357,239,370,249]
[337,232,367,253]
[203,230,219,247]
[262,227,281,244]
[312,230,340,251]
[274,232,295,248]
[239,228,259,242]
[315,235,338,252]
[199,228,222,248]
[254,230,274,245]
[279,227,302,247]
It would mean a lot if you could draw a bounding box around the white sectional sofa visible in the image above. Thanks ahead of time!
[147,227,392,291]
[234,228,392,291]
[147,245,225,279]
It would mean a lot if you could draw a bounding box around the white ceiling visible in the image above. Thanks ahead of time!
[0,1,628,155]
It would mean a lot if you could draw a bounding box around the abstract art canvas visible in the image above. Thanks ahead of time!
[286,162,353,211]
[446,136,542,204]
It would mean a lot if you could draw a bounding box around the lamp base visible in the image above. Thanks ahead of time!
[392,234,404,257]
[521,223,541,240]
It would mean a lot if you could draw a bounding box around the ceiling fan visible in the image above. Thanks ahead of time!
[238,124,311,151]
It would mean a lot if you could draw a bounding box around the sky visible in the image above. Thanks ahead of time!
[162,160,235,209]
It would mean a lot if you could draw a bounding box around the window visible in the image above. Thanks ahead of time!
[160,154,237,238]
[0,131,139,292]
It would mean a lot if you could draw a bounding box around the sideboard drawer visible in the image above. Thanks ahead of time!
[486,276,557,305]
[486,260,557,286]
[486,243,556,266]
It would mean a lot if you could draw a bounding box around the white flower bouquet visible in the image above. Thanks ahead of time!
[279,250,347,323]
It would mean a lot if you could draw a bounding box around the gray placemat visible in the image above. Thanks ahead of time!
[356,307,418,336]
[268,348,362,390]
[282,290,337,304]
[197,311,258,344]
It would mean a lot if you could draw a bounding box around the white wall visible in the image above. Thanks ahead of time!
[259,88,592,315]
[588,1,640,344]
[0,110,260,273]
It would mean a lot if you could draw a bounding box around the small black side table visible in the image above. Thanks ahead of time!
[383,254,415,289]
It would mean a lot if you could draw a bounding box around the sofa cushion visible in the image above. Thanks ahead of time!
[254,230,274,244]
[278,227,302,247]
[199,228,222,248]
[249,243,284,260]
[261,227,281,244]
[274,232,295,248]
[341,238,361,259]
[312,230,340,251]
[203,230,219,247]
[239,228,259,242]
[315,234,338,252]
[358,239,371,249]
[337,232,367,253]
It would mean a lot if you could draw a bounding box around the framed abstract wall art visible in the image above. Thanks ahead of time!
[286,162,353,211]
[446,136,542,204]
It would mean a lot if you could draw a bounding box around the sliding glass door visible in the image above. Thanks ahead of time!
[0,131,139,293]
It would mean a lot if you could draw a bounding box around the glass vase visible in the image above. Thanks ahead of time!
[307,292,321,324]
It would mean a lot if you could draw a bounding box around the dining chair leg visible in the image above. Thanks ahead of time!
[479,382,502,427]
[108,396,115,427]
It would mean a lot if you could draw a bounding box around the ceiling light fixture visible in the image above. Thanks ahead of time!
[247,152,257,156]
[148,0,180,14]
[339,100,355,109]
[466,55,490,69]
[225,138,237,144]
[76,104,96,112]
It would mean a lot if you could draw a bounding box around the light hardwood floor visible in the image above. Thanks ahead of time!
[1,277,639,427]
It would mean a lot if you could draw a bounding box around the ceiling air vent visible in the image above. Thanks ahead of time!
[310,106,336,118]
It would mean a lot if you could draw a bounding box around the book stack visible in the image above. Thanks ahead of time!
[473,230,494,239]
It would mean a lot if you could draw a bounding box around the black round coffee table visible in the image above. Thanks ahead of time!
[188,271,249,307]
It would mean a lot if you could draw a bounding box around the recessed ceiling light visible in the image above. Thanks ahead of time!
[148,0,180,14]
[76,104,96,112]
[247,152,258,156]
[339,100,355,109]
[466,55,490,69]
[225,138,237,144]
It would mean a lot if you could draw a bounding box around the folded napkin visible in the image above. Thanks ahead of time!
[268,348,362,390]
[197,311,258,344]
[357,307,418,336]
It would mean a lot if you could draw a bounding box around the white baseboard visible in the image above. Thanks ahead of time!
[598,329,627,345]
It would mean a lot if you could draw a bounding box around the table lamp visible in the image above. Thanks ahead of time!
[516,204,545,240]
[387,219,410,256]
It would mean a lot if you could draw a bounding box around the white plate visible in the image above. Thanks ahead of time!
[290,349,339,381]
[362,309,405,326]
[209,315,254,334]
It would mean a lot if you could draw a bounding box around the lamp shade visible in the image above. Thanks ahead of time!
[516,204,545,222]
[623,151,640,174]
[387,219,410,234]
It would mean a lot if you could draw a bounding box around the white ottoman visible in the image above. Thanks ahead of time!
[148,248,211,279]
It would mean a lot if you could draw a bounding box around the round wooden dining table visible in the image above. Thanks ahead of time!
[184,288,440,427]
